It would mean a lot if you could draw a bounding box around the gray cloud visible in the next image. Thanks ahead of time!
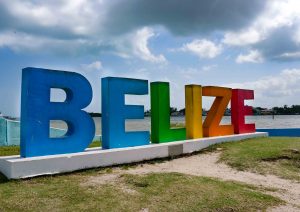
[0,0,267,40]
[223,0,300,63]
[257,27,300,61]
[0,1,103,40]
[105,0,266,36]
[1,0,294,63]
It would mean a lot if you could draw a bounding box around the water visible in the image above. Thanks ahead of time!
[51,115,300,135]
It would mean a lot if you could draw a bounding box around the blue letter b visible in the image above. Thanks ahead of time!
[21,67,95,157]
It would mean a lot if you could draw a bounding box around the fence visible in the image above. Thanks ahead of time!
[0,117,101,146]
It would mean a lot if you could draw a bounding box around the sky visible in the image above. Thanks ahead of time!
[1,0,300,117]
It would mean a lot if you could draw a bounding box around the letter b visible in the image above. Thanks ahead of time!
[20,68,95,157]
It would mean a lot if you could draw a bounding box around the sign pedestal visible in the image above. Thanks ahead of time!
[0,132,267,179]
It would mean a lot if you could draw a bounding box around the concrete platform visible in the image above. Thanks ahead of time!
[0,132,267,179]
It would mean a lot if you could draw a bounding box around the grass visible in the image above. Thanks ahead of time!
[88,140,102,148]
[207,137,300,181]
[0,171,281,211]
[123,173,281,211]
[0,146,20,156]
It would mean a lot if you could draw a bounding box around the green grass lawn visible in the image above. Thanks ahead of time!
[0,171,281,211]
[208,137,300,181]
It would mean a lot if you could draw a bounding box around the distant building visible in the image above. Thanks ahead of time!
[171,111,185,116]
[253,107,274,115]
[260,109,273,115]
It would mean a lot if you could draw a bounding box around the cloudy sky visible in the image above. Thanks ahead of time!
[1,0,300,116]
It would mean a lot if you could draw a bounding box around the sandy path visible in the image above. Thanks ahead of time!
[85,152,300,211]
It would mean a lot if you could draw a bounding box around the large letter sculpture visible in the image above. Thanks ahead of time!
[101,77,149,149]
[202,86,234,137]
[151,82,186,143]
[231,89,255,134]
[21,68,95,157]
[185,85,203,139]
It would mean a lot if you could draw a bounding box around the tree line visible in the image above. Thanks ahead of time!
[88,105,300,117]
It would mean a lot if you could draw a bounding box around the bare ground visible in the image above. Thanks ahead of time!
[84,152,300,211]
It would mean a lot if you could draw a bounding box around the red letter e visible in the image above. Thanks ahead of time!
[231,89,255,134]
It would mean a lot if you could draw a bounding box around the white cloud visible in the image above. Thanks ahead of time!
[0,30,110,56]
[202,64,218,72]
[177,65,218,81]
[0,27,167,64]
[225,69,300,107]
[1,0,105,37]
[131,27,166,63]
[181,39,222,59]
[279,51,300,59]
[228,69,300,92]
[223,28,262,46]
[0,2,168,62]
[112,27,167,63]
[1,0,299,63]
[81,61,103,72]
[223,0,300,47]
[293,27,300,44]
[236,50,263,63]
[0,31,51,51]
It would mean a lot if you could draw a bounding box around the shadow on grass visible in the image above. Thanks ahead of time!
[0,172,9,183]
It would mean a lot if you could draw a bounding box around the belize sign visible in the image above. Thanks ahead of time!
[0,67,267,179]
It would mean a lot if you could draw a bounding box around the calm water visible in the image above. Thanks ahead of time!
[51,115,300,135]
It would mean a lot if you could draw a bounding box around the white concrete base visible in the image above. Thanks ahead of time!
[0,132,267,179]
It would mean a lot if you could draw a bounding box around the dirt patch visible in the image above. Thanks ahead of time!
[268,204,300,212]
[82,152,300,211]
[125,153,300,210]
[82,174,120,186]
[81,173,138,195]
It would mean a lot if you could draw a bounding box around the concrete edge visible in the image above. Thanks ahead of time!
[0,132,268,179]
